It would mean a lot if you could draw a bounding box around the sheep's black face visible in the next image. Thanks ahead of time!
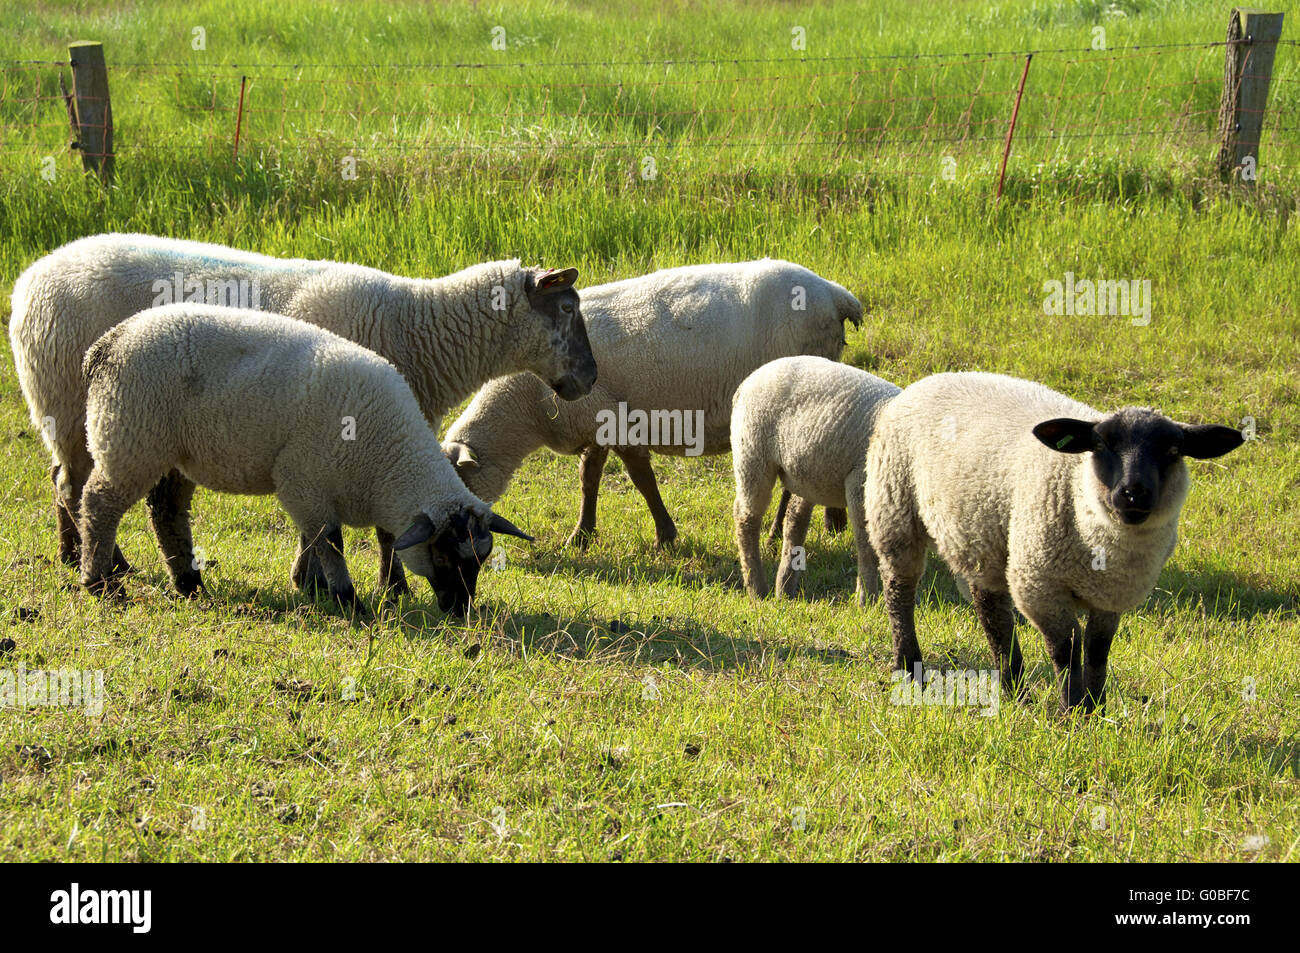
[429,515,490,615]
[526,268,597,400]
[1033,409,1246,526]
[393,509,534,615]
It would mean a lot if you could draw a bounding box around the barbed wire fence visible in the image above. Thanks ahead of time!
[0,9,1291,197]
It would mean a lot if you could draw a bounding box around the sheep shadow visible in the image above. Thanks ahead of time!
[390,602,864,674]
[1146,562,1297,621]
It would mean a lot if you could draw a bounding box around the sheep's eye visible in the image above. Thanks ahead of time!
[561,303,574,314]
[1166,445,1181,459]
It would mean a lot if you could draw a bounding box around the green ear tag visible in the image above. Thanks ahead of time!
[1056,435,1073,450]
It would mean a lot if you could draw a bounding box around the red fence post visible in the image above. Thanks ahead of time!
[996,52,1032,201]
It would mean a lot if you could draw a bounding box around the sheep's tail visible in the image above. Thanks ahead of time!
[82,324,126,385]
[830,282,863,328]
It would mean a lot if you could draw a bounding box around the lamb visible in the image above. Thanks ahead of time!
[863,371,1245,712]
[8,232,593,592]
[442,259,861,548]
[731,356,900,604]
[78,304,533,616]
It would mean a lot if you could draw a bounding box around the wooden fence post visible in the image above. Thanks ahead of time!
[67,40,114,183]
[1216,9,1285,184]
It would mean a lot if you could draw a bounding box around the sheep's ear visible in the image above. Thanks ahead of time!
[1033,418,1095,454]
[394,513,437,550]
[442,440,478,469]
[487,512,534,542]
[1178,423,1245,459]
[532,267,579,294]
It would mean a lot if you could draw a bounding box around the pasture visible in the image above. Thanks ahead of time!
[0,0,1297,861]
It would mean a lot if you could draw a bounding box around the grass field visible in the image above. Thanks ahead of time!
[0,1,1297,861]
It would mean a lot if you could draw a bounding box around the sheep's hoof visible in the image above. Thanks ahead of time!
[654,525,678,550]
[566,526,596,550]
[380,577,411,599]
[775,573,800,599]
[293,570,329,595]
[59,545,80,567]
[174,569,204,598]
[83,574,127,601]
[110,547,134,576]
[332,588,372,623]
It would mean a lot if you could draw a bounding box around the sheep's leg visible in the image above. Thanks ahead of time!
[616,446,677,548]
[78,465,147,598]
[733,467,778,599]
[1022,602,1086,711]
[53,464,80,566]
[566,444,609,549]
[57,447,132,574]
[970,584,1024,696]
[146,469,202,597]
[774,494,814,599]
[869,499,928,681]
[767,490,790,543]
[824,507,848,535]
[295,523,368,620]
[844,480,879,606]
[375,528,410,597]
[1082,610,1120,713]
[290,538,329,594]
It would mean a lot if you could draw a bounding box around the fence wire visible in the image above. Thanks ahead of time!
[2,40,1296,188]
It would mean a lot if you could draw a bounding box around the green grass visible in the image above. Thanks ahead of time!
[0,0,1297,861]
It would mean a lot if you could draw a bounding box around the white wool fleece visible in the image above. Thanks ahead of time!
[83,305,486,540]
[445,258,862,502]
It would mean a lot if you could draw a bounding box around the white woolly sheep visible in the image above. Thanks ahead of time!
[863,371,1245,712]
[731,356,900,604]
[9,232,591,592]
[79,304,534,617]
[442,259,861,548]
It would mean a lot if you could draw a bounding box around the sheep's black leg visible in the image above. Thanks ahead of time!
[302,523,368,621]
[79,466,145,599]
[375,527,410,597]
[146,469,202,597]
[291,536,330,595]
[971,584,1024,697]
[884,573,924,683]
[823,507,848,535]
[1082,611,1120,713]
[1024,604,1086,712]
[53,464,81,566]
[767,489,791,543]
[566,444,609,549]
[616,446,677,549]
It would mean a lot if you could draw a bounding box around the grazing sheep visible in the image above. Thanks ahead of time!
[731,356,900,604]
[8,232,592,592]
[442,259,861,548]
[79,304,533,616]
[863,372,1245,712]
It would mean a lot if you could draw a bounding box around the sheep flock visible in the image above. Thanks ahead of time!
[9,234,1247,713]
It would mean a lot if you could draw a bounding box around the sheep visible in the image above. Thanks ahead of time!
[731,356,900,604]
[442,259,861,548]
[78,304,534,616]
[863,371,1245,712]
[8,232,592,593]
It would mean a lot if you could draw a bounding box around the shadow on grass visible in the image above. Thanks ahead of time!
[390,602,864,673]
[1147,563,1298,621]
